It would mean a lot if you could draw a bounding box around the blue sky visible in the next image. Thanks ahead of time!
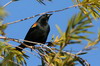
[1,0,100,66]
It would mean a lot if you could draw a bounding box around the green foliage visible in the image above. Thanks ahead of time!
[0,7,7,18]
[0,41,27,66]
[85,31,100,48]
[42,52,76,66]
[53,12,93,50]
[40,12,99,66]
[0,0,100,66]
[0,7,7,35]
[72,0,100,19]
[0,24,8,35]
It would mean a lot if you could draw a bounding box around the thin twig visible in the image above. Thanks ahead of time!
[0,36,55,55]
[5,4,81,25]
[62,51,90,66]
[11,37,56,53]
[0,36,52,54]
[3,1,13,8]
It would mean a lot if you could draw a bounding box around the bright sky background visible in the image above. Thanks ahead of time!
[1,0,100,66]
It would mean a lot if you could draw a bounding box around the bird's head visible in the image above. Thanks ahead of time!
[37,14,52,24]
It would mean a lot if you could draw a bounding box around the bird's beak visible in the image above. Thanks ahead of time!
[47,14,52,17]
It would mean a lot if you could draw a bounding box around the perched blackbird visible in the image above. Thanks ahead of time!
[16,14,52,51]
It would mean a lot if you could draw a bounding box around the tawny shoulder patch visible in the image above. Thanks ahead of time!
[32,23,38,28]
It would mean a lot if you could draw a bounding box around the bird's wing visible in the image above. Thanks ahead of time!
[24,22,38,40]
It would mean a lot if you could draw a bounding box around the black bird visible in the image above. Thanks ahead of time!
[16,14,52,51]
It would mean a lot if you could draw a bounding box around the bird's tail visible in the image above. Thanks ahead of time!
[16,44,26,51]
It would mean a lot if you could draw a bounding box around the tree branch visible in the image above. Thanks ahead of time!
[0,36,55,53]
[5,4,81,25]
[3,1,13,8]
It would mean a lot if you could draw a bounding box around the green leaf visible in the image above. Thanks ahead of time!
[77,19,92,26]
[72,0,100,19]
[55,24,63,36]
[1,24,8,30]
[85,31,100,48]
[77,25,93,30]
[65,12,93,44]
[71,34,91,41]
[0,7,7,18]
[74,30,94,34]
[65,18,73,43]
